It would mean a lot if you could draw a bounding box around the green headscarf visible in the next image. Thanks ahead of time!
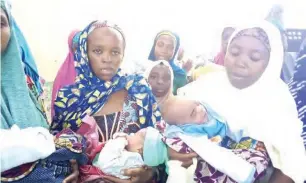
[1,0,48,129]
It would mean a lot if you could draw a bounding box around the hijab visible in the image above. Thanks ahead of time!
[51,30,80,118]
[184,21,306,182]
[144,60,175,112]
[148,30,186,77]
[1,0,48,129]
[52,20,161,133]
[11,15,43,95]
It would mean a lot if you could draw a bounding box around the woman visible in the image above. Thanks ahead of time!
[148,30,188,95]
[146,60,269,183]
[0,1,78,182]
[214,27,235,66]
[52,20,165,183]
[289,39,306,148]
[51,30,80,118]
[166,22,306,182]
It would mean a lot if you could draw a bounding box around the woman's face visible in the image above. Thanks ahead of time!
[148,64,172,98]
[225,29,270,89]
[154,35,176,61]
[1,9,10,54]
[87,27,124,81]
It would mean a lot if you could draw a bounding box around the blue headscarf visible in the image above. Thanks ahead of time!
[52,20,161,132]
[12,18,43,94]
[148,30,186,76]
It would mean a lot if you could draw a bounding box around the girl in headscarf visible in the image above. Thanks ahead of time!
[1,1,79,182]
[148,30,188,95]
[51,30,80,118]
[175,21,306,183]
[214,27,235,66]
[51,20,165,183]
[289,38,306,149]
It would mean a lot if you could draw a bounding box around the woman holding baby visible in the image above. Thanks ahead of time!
[146,22,306,183]
[51,20,167,183]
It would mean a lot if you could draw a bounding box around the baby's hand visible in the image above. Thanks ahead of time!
[113,132,128,140]
[210,136,222,144]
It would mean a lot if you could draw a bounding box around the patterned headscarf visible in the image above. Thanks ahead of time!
[148,30,186,77]
[231,28,271,53]
[52,20,161,132]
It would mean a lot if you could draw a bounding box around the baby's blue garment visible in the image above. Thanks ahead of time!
[165,102,243,142]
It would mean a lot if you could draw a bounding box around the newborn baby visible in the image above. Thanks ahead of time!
[164,98,241,143]
[93,127,167,179]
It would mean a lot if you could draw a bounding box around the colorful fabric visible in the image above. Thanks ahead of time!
[52,20,161,134]
[11,17,43,95]
[289,48,306,148]
[1,129,88,182]
[94,95,140,142]
[51,30,80,118]
[26,75,47,120]
[164,136,270,183]
[148,30,186,77]
[1,0,48,129]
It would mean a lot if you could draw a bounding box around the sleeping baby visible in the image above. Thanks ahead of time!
[163,98,242,144]
[91,127,168,180]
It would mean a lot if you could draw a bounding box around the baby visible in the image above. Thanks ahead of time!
[163,98,241,143]
[92,127,167,180]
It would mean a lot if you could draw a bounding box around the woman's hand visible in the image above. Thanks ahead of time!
[103,165,154,183]
[63,160,79,183]
[182,59,193,73]
[167,147,198,168]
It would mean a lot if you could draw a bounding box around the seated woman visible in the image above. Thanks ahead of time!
[146,60,269,183]
[178,22,306,183]
[51,20,165,183]
[0,1,78,182]
[147,30,189,95]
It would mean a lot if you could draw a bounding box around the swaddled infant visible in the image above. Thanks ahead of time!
[92,127,167,179]
[163,98,241,143]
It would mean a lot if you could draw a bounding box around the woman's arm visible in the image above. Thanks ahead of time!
[269,168,294,183]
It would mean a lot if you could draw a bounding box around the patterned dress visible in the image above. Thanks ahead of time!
[164,136,270,183]
[94,95,141,142]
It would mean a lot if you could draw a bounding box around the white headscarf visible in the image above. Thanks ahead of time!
[144,60,175,109]
[183,21,306,182]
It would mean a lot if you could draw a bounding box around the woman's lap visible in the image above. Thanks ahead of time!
[194,148,270,183]
[165,137,271,183]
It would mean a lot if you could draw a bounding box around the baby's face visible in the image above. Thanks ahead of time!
[166,100,208,125]
[126,129,147,155]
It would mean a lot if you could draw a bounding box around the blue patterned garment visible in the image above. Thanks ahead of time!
[288,47,306,148]
[51,20,161,133]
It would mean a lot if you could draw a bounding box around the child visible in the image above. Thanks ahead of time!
[163,98,242,143]
[90,127,168,180]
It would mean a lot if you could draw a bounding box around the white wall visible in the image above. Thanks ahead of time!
[10,0,306,81]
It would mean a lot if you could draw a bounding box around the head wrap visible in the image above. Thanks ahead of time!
[52,20,161,133]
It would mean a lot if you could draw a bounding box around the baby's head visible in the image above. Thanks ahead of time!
[125,128,147,155]
[125,127,167,167]
[164,98,208,125]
